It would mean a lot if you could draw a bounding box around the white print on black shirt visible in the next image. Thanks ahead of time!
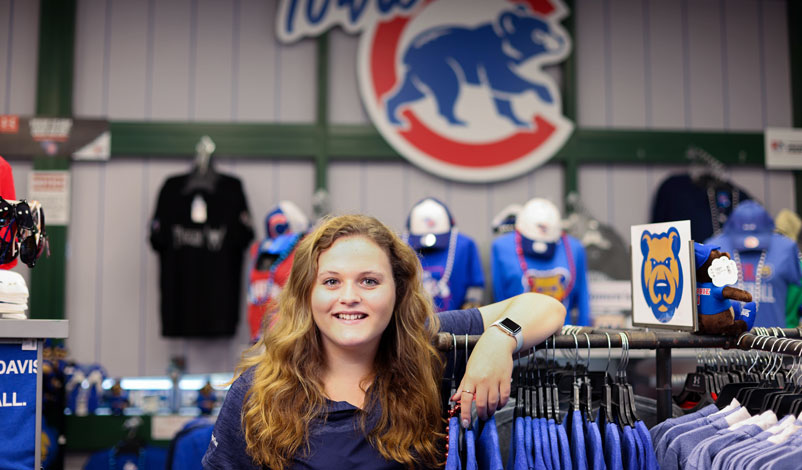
[172,225,227,251]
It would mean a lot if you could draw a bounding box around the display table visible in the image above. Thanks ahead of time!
[0,319,68,470]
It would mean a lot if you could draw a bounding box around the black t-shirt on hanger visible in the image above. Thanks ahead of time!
[651,173,751,242]
[149,172,254,337]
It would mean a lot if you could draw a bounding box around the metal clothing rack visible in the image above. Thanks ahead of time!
[436,327,802,423]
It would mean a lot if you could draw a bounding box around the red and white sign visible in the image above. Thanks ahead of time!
[0,115,19,134]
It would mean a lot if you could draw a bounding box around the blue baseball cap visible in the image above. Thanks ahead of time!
[694,242,720,268]
[264,201,309,240]
[406,198,454,250]
[722,201,774,251]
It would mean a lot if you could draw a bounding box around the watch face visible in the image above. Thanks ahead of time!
[499,317,522,334]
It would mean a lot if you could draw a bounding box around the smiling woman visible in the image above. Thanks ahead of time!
[201,214,565,470]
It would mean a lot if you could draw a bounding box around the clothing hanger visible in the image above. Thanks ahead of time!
[548,335,561,424]
[445,334,460,464]
[621,332,640,425]
[183,135,219,194]
[686,146,727,184]
[739,335,784,413]
[599,332,616,428]
[581,333,594,423]
[772,342,802,417]
[759,334,795,413]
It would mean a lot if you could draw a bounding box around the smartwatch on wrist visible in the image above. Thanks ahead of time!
[490,317,523,353]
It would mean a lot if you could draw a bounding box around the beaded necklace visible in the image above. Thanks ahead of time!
[707,186,740,236]
[403,228,458,299]
[732,249,767,311]
[514,231,575,302]
[247,233,302,306]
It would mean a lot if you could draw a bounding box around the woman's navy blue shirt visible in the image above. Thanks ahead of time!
[202,308,484,470]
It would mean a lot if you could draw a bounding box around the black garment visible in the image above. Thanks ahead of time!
[149,173,253,337]
[651,173,751,242]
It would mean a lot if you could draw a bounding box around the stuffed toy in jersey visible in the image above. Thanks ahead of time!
[694,242,756,335]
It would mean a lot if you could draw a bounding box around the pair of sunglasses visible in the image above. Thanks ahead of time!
[0,197,48,268]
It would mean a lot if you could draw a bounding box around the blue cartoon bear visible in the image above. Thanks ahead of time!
[385,7,564,127]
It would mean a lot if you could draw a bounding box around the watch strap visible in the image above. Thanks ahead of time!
[490,318,523,353]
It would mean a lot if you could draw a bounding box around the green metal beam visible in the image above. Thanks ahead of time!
[36,0,75,118]
[111,122,321,158]
[31,0,75,320]
[108,121,768,166]
[555,129,764,165]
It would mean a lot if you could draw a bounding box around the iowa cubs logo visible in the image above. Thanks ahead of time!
[523,267,571,301]
[640,228,683,323]
[277,0,574,182]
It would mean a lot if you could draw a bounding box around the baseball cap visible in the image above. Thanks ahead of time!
[265,201,309,240]
[406,198,454,250]
[693,242,720,268]
[492,204,522,235]
[722,201,774,251]
[516,198,562,243]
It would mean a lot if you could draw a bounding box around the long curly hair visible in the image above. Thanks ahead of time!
[236,214,444,469]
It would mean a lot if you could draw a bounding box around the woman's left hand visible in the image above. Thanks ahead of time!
[450,331,515,429]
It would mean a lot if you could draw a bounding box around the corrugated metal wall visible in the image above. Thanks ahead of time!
[0,0,796,376]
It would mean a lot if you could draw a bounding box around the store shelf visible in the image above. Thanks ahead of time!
[0,319,68,339]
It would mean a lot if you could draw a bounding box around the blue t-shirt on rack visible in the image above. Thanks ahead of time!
[649,403,718,448]
[557,418,573,470]
[509,417,529,470]
[463,428,477,470]
[547,418,561,470]
[634,420,658,470]
[621,425,639,470]
[476,416,504,470]
[570,410,588,469]
[525,416,535,469]
[446,416,462,470]
[585,416,605,470]
[604,422,624,470]
[536,417,551,470]
[685,423,763,470]
[655,405,740,461]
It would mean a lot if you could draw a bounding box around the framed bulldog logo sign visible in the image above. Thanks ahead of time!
[630,220,697,331]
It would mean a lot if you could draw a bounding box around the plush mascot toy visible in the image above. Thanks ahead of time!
[695,242,757,335]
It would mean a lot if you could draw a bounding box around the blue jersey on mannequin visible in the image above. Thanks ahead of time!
[415,231,485,311]
[491,232,590,325]
[706,233,801,328]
